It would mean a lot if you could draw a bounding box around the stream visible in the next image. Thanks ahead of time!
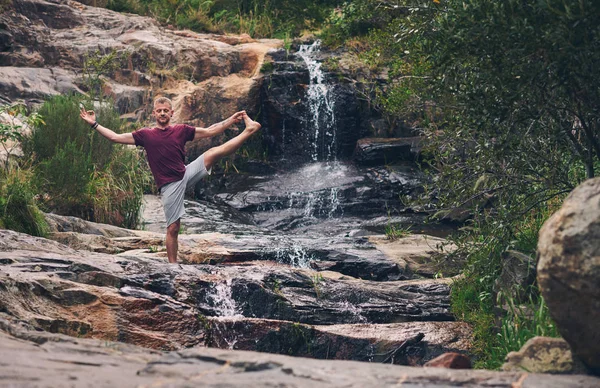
[136,41,463,363]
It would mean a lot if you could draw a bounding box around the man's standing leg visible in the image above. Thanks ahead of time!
[161,180,186,264]
[166,219,180,263]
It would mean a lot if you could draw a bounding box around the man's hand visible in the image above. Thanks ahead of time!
[79,106,96,126]
[228,111,246,129]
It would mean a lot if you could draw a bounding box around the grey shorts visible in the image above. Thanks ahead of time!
[160,153,211,227]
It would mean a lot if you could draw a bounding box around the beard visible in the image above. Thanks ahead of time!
[157,116,170,126]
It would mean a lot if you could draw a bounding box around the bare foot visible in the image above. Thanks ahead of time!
[242,113,261,135]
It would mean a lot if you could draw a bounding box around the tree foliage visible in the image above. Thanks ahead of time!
[321,0,600,367]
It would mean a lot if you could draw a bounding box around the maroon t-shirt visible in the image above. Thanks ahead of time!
[132,124,196,189]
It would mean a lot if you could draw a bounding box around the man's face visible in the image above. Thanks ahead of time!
[153,103,173,126]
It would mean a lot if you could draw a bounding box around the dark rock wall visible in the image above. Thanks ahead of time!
[259,48,368,165]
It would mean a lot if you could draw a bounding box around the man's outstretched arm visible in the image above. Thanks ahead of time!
[79,107,135,145]
[194,111,245,139]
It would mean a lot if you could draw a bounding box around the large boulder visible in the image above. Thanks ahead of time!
[502,337,588,374]
[537,178,600,374]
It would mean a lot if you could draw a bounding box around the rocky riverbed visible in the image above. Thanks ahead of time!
[1,0,598,386]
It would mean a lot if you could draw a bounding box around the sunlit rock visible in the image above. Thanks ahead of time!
[538,177,600,374]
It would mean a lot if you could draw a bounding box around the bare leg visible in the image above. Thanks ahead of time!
[166,219,180,263]
[203,113,261,170]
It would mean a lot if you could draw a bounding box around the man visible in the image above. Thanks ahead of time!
[80,97,261,263]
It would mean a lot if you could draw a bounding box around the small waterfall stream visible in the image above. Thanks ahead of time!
[207,279,242,318]
[297,40,338,162]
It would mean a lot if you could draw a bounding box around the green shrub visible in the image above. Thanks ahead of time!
[0,167,49,237]
[88,146,151,229]
[449,203,562,369]
[23,94,119,169]
[22,94,149,229]
[35,141,94,218]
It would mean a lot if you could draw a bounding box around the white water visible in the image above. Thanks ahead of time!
[207,279,243,318]
[297,40,337,162]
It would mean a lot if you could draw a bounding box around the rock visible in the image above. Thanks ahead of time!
[537,178,600,374]
[0,228,454,344]
[205,318,472,365]
[2,313,599,387]
[259,47,366,164]
[13,0,84,29]
[370,234,460,278]
[44,213,136,237]
[0,0,282,146]
[502,337,589,374]
[0,67,82,101]
[494,250,536,304]
[424,352,472,369]
[353,137,423,166]
[103,82,148,114]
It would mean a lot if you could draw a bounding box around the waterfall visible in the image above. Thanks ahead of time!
[207,279,242,318]
[297,40,337,162]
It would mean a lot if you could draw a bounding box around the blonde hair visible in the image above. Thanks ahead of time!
[153,97,173,109]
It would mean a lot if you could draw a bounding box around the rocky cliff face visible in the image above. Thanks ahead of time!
[0,0,382,165]
[0,0,280,156]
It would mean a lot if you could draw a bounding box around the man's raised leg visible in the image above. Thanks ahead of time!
[166,219,180,263]
[203,113,261,170]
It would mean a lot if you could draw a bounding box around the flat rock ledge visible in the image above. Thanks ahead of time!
[2,314,598,388]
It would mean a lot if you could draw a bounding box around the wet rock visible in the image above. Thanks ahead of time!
[2,314,599,387]
[259,47,365,165]
[503,337,589,374]
[424,352,472,369]
[1,229,453,335]
[537,178,600,374]
[205,317,471,365]
[370,234,461,278]
[198,161,430,237]
[353,137,423,166]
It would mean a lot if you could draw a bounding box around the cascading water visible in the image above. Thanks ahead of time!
[297,40,338,162]
[207,279,242,318]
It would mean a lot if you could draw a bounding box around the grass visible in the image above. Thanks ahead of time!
[449,204,563,369]
[310,273,324,299]
[385,223,411,240]
[0,166,49,237]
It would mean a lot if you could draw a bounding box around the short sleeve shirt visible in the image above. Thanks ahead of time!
[132,124,195,189]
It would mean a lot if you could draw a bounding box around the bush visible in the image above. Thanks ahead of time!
[449,203,562,369]
[22,94,150,229]
[88,146,152,228]
[0,167,49,237]
[23,94,119,170]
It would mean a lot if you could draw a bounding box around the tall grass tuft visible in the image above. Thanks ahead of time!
[0,167,49,237]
